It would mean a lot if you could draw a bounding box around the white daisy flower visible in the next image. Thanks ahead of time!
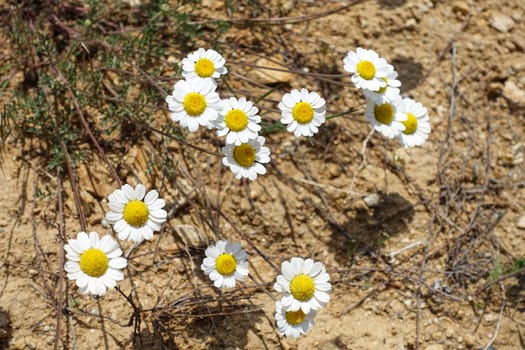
[275,300,316,338]
[215,96,261,145]
[201,240,249,289]
[166,78,223,132]
[182,48,227,81]
[222,136,271,181]
[363,65,402,103]
[273,257,331,314]
[64,231,127,296]
[364,96,406,139]
[398,97,431,147]
[278,88,326,137]
[105,184,167,243]
[343,47,391,91]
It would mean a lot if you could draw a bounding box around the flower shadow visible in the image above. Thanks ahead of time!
[323,192,415,262]
[0,308,11,350]
[504,268,525,313]
[376,0,407,9]
[391,56,424,93]
[151,286,267,349]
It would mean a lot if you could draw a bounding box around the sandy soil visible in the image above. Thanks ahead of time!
[1,0,525,349]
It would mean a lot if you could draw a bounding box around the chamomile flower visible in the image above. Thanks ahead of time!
[273,257,331,314]
[363,65,402,103]
[275,300,317,338]
[398,97,431,147]
[222,136,271,180]
[343,47,391,91]
[364,96,406,138]
[182,48,228,81]
[278,88,326,137]
[64,231,127,296]
[201,240,249,289]
[105,184,167,243]
[214,97,261,145]
[166,78,223,132]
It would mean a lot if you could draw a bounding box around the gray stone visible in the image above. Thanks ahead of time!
[491,13,515,33]
[517,216,525,230]
[503,79,525,108]
[425,345,445,350]
[363,193,380,208]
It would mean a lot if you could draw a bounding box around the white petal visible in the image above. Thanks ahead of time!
[144,190,159,205]
[148,199,166,210]
[76,274,89,289]
[134,184,146,200]
[146,219,161,232]
[121,184,135,200]
[142,225,154,240]
[315,290,330,304]
[117,226,131,241]
[149,209,167,221]
[110,190,127,205]
[106,268,124,281]
[89,232,100,248]
[114,219,129,234]
[64,261,80,273]
[106,248,123,259]
[316,282,332,292]
[109,257,127,269]
[100,274,116,289]
[68,239,86,255]
[105,211,122,223]
[76,232,90,249]
[108,201,124,213]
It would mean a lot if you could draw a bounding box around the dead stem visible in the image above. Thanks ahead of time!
[96,298,110,350]
[190,1,366,25]
[480,284,506,350]
[30,176,52,294]
[54,173,66,350]
[60,139,88,232]
[348,128,375,199]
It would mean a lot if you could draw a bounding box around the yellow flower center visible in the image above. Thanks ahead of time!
[79,248,109,278]
[224,109,249,131]
[194,58,215,78]
[374,103,394,125]
[290,274,315,302]
[285,309,306,325]
[215,253,237,275]
[402,112,418,135]
[357,60,376,80]
[183,92,207,116]
[376,77,388,94]
[233,143,256,168]
[292,102,314,124]
[123,200,149,227]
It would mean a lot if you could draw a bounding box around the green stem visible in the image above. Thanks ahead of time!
[260,121,286,135]
[255,84,283,103]
[325,107,362,120]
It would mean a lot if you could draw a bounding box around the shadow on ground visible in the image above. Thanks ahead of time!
[0,308,11,350]
[319,192,415,263]
[391,56,424,93]
[376,0,407,9]
[150,289,265,350]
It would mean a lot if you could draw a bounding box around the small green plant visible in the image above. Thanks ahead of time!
[489,259,503,282]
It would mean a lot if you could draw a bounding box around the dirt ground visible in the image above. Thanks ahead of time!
[1,0,525,349]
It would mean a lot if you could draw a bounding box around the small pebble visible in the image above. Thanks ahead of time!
[491,12,515,33]
[363,193,381,208]
[516,216,525,230]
